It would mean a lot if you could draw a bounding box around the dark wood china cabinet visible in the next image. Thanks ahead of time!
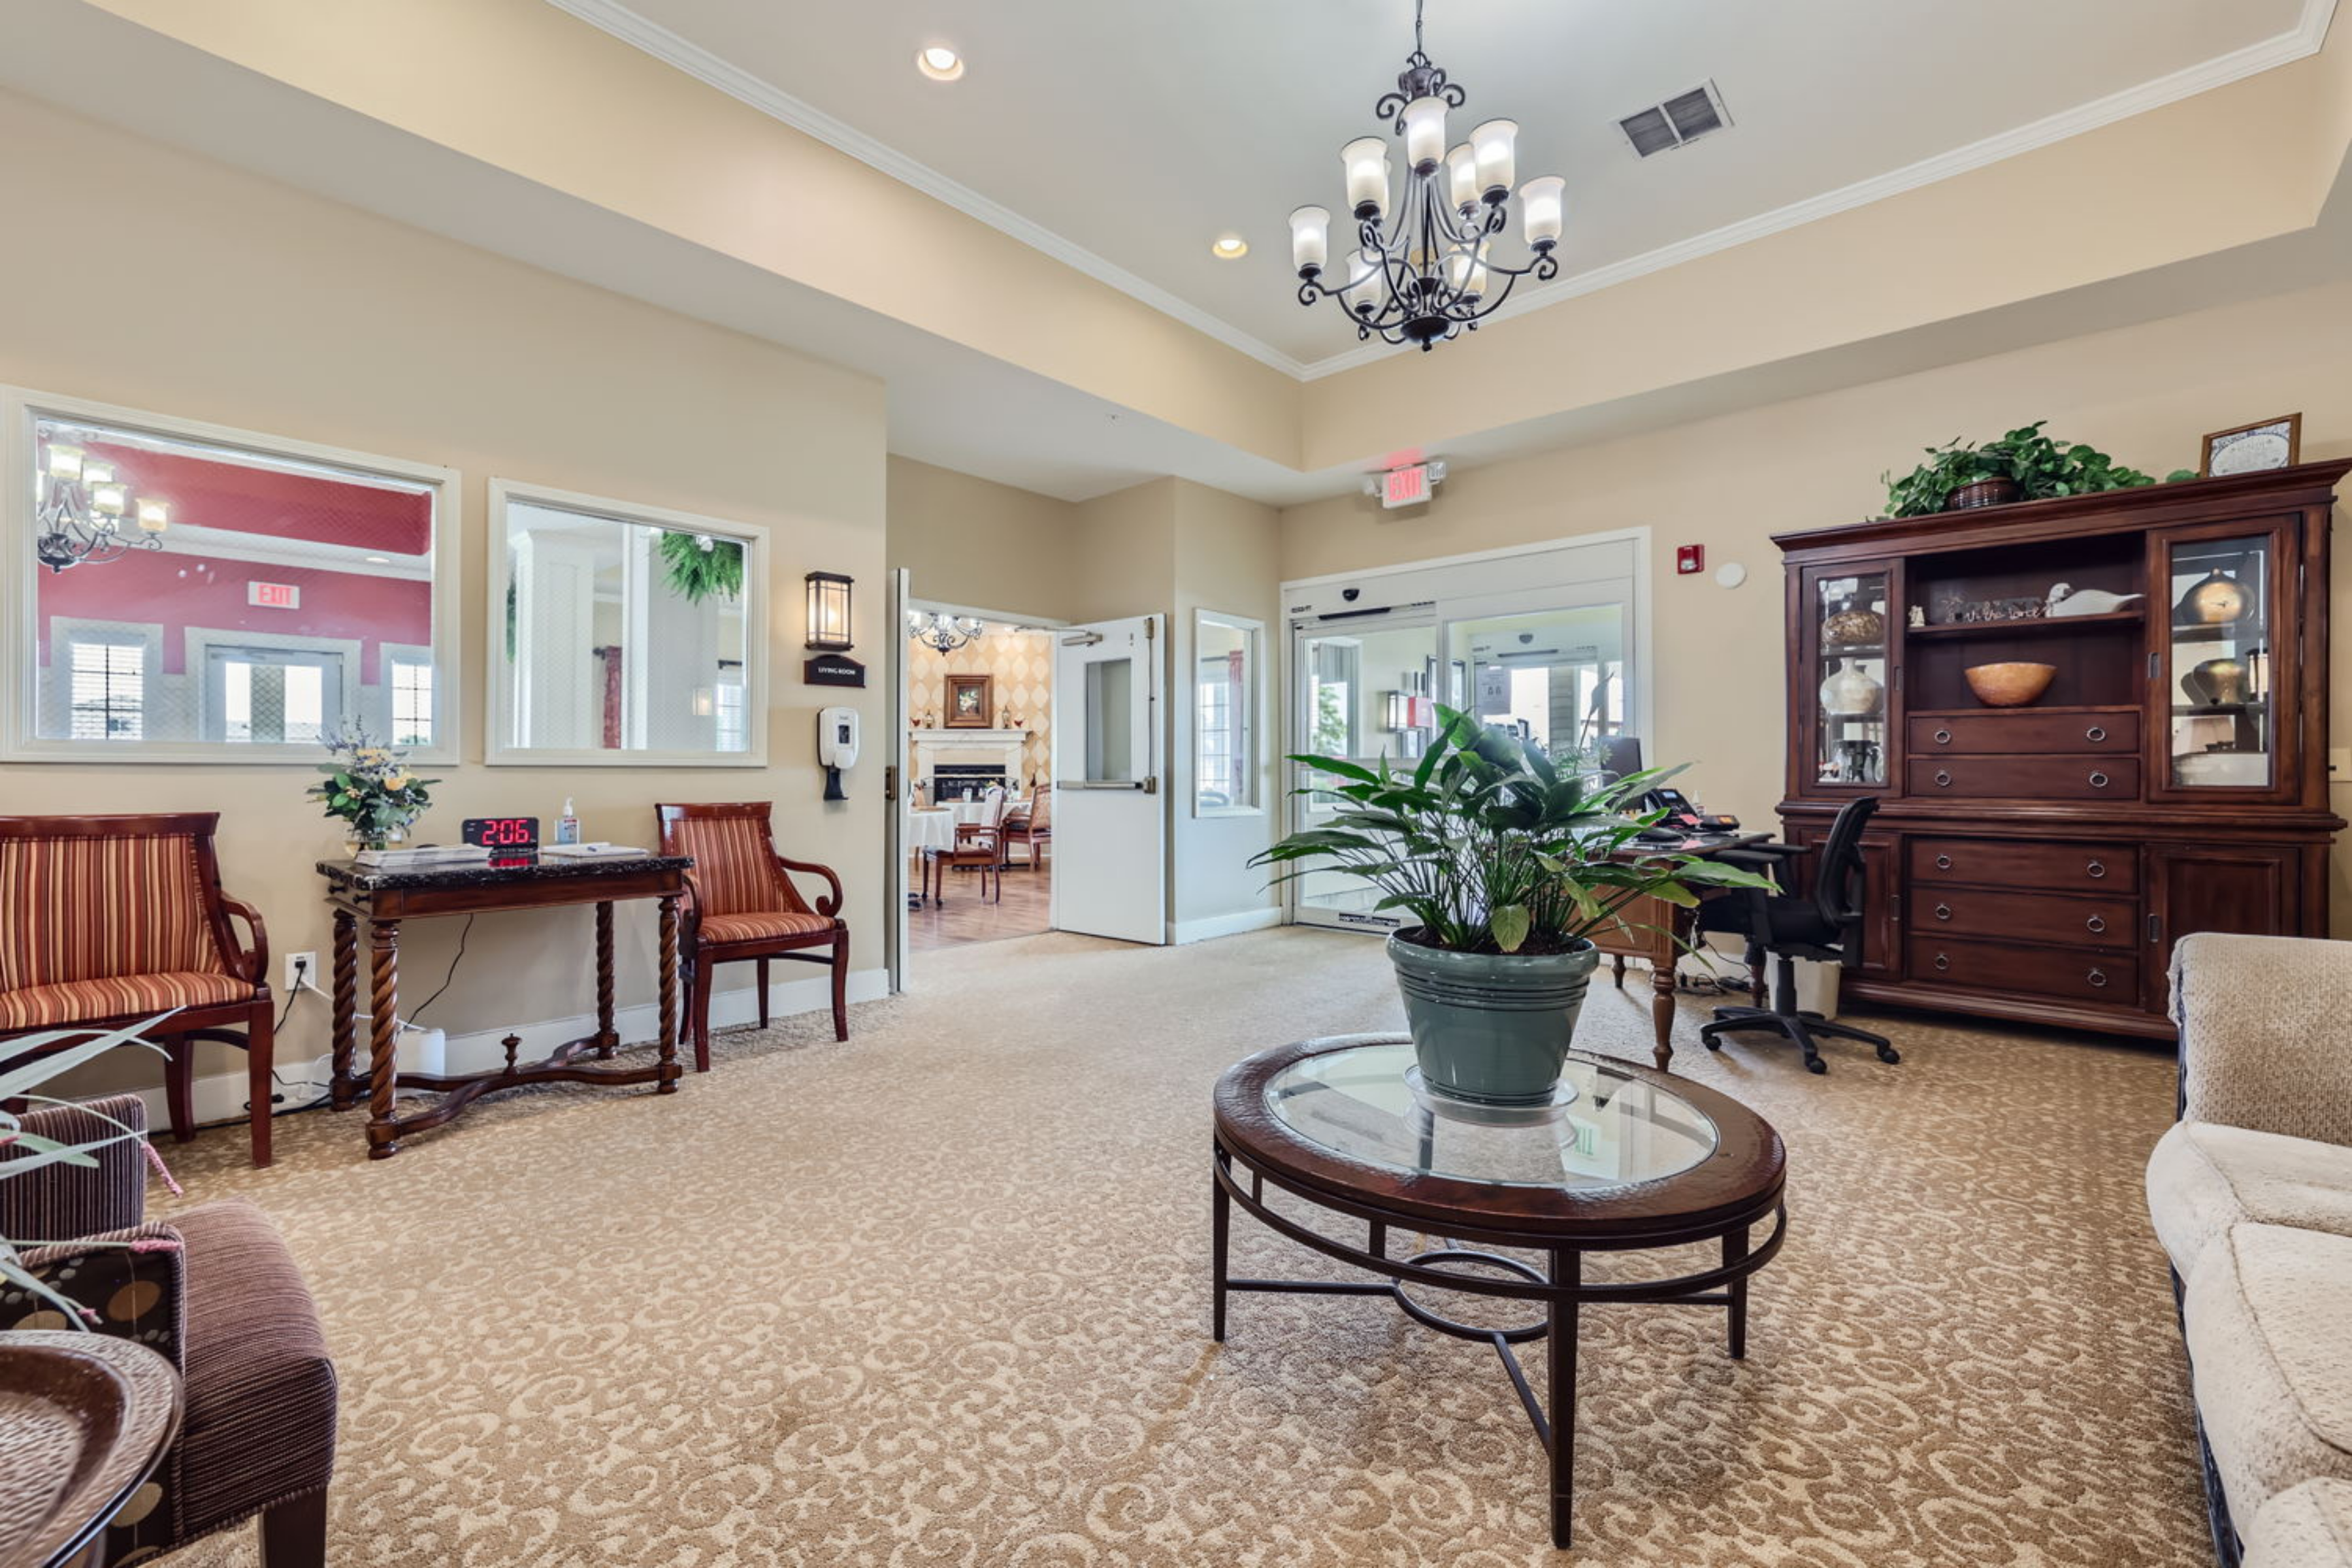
[1775,460,2347,1039]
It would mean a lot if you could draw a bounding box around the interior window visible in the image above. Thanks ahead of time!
[67,638,145,740]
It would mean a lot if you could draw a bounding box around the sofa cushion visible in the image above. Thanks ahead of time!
[2246,1478,2352,1567]
[2185,1224,2352,1524]
[2148,1121,2352,1275]
[171,1200,336,1543]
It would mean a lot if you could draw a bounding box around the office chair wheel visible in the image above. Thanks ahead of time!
[1701,1036,1724,1051]
[1876,1045,1901,1065]
[1804,1055,1828,1075]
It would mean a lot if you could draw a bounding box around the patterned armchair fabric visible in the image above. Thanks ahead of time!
[665,813,812,919]
[1,1096,336,1559]
[0,829,246,1030]
[656,802,851,1063]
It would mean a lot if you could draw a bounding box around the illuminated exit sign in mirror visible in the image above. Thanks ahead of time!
[248,581,301,610]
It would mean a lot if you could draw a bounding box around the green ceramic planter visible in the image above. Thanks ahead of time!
[1386,930,1600,1103]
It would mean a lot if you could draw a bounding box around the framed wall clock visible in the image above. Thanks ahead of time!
[2201,414,2301,478]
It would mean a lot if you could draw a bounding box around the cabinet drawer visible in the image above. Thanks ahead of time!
[1907,755,2141,801]
[1908,837,2138,892]
[1907,936,2138,1005]
[1907,711,2139,756]
[1909,887,2136,952]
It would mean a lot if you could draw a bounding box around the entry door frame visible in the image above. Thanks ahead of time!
[1278,528,1654,932]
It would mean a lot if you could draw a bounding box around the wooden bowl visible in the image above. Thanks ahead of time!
[1964,662,2057,707]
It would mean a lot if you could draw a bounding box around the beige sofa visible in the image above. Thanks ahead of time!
[2147,932,2352,1567]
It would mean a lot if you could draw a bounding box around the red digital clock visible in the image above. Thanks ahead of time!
[461,816,540,851]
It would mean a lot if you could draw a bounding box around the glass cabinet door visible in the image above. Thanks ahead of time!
[2154,525,2291,799]
[1808,564,1894,788]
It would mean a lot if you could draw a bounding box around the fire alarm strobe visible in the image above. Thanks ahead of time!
[1364,460,1448,510]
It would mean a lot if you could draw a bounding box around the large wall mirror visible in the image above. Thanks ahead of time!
[1193,610,1262,815]
[5,387,459,763]
[489,480,768,767]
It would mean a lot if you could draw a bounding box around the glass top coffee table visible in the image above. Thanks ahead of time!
[1211,1034,1787,1550]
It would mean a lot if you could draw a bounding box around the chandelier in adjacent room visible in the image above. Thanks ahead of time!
[33,440,171,572]
[907,609,986,654]
[1287,0,1564,351]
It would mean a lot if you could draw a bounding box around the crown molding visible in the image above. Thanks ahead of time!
[547,0,2335,387]
[1298,0,2341,380]
[540,0,1313,380]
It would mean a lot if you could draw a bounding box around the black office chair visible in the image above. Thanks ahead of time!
[1691,796,1899,1075]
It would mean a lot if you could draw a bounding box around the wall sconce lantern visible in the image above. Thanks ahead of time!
[805,571,855,651]
[803,570,866,689]
[1382,689,1413,731]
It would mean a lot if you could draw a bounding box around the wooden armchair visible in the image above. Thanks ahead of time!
[929,787,1008,905]
[655,802,849,1070]
[0,813,276,1167]
[1000,780,1053,870]
[1,1096,337,1565]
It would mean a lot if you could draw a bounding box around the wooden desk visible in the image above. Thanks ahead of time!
[318,852,691,1160]
[1590,834,1775,1073]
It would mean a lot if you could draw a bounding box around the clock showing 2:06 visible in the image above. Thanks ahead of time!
[461,816,541,851]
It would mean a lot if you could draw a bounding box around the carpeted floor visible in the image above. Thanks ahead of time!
[161,926,2204,1567]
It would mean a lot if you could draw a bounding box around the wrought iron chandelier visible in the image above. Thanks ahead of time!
[1288,0,1563,351]
[907,609,986,655]
[33,440,171,572]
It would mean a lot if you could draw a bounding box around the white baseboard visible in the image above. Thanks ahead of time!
[1169,907,1283,945]
[131,966,890,1135]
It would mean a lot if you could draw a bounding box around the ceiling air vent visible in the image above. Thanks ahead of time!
[1618,82,1731,157]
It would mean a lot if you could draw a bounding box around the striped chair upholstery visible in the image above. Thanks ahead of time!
[655,802,849,1069]
[0,830,244,1030]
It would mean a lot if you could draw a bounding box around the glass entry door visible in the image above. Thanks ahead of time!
[1290,613,1438,933]
[1445,598,1630,760]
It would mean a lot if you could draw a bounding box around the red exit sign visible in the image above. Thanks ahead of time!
[248,581,301,610]
[1381,465,1428,508]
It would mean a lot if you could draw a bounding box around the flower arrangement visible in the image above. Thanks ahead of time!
[1,1017,181,1328]
[308,730,440,851]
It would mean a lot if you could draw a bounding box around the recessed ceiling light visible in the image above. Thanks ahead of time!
[916,45,964,82]
[1211,234,1249,259]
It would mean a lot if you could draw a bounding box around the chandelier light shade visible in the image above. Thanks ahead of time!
[907,608,986,655]
[33,434,169,572]
[1288,2,1561,352]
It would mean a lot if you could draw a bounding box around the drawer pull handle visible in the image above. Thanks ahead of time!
[2088,771,2110,789]
[1933,953,1951,972]
[2086,726,2107,743]
[1934,770,1953,788]
[1935,853,1953,870]
[1933,729,1953,745]
[2085,915,2106,934]
[1934,904,1952,921]
[2087,859,2106,879]
[2087,968,2109,988]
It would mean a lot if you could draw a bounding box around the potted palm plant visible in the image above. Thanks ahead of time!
[1254,708,1769,1104]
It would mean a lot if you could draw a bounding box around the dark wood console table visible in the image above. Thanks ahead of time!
[317,853,692,1160]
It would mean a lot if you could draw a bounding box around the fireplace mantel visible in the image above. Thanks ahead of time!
[908,728,1032,795]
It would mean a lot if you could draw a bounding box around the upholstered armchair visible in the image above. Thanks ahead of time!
[1,1096,336,1565]
[0,813,276,1166]
[655,802,849,1070]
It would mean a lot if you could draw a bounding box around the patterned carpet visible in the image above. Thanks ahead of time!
[159,926,2204,1567]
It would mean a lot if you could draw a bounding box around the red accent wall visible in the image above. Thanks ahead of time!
[71,437,432,556]
[37,551,431,681]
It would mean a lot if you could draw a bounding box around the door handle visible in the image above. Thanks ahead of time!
[1058,780,1152,791]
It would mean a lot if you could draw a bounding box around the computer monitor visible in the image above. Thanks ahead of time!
[1595,735,1643,784]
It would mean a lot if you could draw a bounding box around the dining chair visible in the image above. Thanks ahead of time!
[928,787,1008,905]
[655,802,849,1069]
[0,813,276,1166]
[999,780,1053,870]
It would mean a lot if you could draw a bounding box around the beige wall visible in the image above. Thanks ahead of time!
[1281,273,2352,924]
[887,457,1083,621]
[0,91,889,1088]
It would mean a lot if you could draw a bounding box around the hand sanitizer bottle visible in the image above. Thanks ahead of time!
[556,797,580,846]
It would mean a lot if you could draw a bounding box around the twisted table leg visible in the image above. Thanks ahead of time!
[329,909,359,1111]
[367,920,402,1159]
[595,900,616,1057]
[655,894,681,1092]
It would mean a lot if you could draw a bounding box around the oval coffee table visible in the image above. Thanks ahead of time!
[1211,1034,1787,1550]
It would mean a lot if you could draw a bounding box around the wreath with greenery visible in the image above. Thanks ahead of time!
[659,531,745,603]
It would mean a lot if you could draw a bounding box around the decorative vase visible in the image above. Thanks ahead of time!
[1944,477,2023,511]
[1821,604,1886,648]
[1963,662,2057,708]
[346,823,409,856]
[2182,657,2248,707]
[1819,663,1884,719]
[1386,932,1601,1103]
[2176,569,2250,627]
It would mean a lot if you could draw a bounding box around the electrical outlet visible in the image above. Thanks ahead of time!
[284,951,319,992]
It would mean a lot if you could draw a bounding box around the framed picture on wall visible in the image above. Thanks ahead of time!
[2201,414,2301,478]
[945,673,994,728]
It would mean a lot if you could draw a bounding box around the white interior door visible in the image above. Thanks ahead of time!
[1052,614,1166,945]
[887,566,911,993]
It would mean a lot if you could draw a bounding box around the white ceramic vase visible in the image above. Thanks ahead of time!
[1820,664,1884,719]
